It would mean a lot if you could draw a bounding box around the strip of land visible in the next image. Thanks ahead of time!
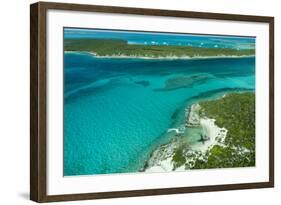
[144,92,255,172]
[64,39,255,59]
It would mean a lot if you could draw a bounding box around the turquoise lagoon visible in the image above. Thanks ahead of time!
[63,52,255,176]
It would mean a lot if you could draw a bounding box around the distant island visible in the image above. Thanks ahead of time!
[64,39,255,59]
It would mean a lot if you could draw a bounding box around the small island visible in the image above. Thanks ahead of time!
[64,39,255,59]
[144,92,255,172]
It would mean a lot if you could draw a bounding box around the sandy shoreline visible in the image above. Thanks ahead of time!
[144,101,228,173]
[64,51,254,60]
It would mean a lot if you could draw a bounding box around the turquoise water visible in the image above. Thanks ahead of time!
[63,53,255,176]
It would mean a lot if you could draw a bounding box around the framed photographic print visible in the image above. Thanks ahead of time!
[30,1,274,202]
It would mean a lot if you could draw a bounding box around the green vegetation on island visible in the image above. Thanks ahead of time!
[145,92,256,172]
[64,39,255,58]
[194,92,255,169]
[172,145,187,168]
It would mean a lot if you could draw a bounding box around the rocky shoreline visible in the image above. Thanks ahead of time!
[142,98,228,173]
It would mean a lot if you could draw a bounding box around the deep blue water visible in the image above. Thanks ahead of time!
[64,28,255,49]
[63,53,255,176]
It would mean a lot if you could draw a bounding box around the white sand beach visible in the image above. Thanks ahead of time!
[144,102,228,173]
[87,52,255,60]
[192,118,227,152]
